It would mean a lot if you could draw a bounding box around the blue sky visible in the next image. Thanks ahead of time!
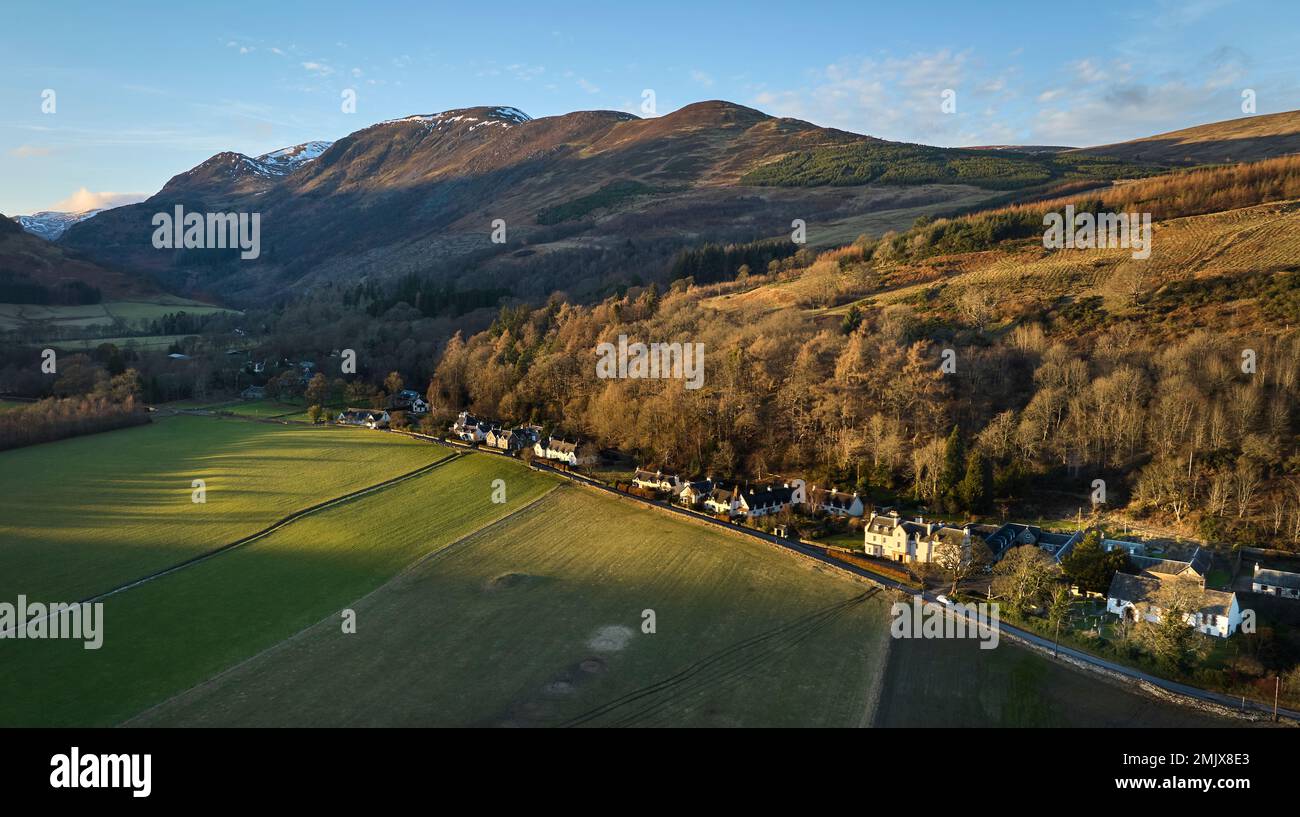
[3,0,1299,215]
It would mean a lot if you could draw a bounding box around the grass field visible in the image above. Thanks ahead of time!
[134,485,892,727]
[872,635,1238,727]
[0,415,440,602]
[0,448,559,727]
[0,298,237,332]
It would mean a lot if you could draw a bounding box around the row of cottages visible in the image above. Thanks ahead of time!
[632,466,866,520]
[336,407,391,429]
[702,483,804,520]
[535,437,595,467]
[983,523,1083,563]
[486,424,543,454]
[863,511,973,564]
[1105,548,1243,638]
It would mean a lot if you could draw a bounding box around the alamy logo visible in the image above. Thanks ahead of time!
[1043,204,1151,260]
[0,596,103,649]
[151,205,261,259]
[595,334,704,390]
[891,596,1000,650]
[50,747,151,798]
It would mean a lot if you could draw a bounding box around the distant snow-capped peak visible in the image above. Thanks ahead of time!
[11,209,104,240]
[240,140,334,178]
[381,106,533,133]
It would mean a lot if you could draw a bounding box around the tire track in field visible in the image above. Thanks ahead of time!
[71,452,462,605]
[558,589,877,728]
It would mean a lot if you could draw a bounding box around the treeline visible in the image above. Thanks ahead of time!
[668,239,805,285]
[425,265,1300,551]
[537,180,654,225]
[0,271,102,305]
[0,395,149,451]
[344,274,510,319]
[740,140,1160,189]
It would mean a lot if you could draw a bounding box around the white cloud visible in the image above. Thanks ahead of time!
[49,188,148,213]
[301,61,334,77]
[577,77,600,94]
[690,69,714,88]
[9,145,53,158]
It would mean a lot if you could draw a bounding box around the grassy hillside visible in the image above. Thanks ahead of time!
[0,416,438,601]
[134,484,891,728]
[1076,109,1300,165]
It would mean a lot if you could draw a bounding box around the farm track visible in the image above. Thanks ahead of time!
[72,451,462,606]
[558,589,879,728]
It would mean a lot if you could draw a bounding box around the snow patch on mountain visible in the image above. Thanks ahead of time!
[12,209,104,240]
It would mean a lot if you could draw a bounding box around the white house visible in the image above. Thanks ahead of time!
[451,411,494,442]
[336,408,391,429]
[535,437,595,467]
[1252,563,1300,599]
[736,484,799,519]
[1106,571,1242,638]
[632,467,682,494]
[809,485,864,518]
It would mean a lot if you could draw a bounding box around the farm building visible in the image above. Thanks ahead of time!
[240,385,266,400]
[336,408,391,429]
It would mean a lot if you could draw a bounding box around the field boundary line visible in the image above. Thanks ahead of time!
[121,484,560,727]
[66,452,463,607]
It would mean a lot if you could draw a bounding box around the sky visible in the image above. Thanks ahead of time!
[3,0,1299,215]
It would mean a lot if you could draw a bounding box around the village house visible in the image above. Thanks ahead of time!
[1106,569,1241,639]
[486,427,535,454]
[737,484,799,519]
[534,436,595,467]
[808,485,864,518]
[450,411,496,443]
[863,511,974,564]
[632,467,682,494]
[984,523,1083,562]
[240,385,266,400]
[1251,562,1300,599]
[677,478,716,508]
[388,389,430,415]
[704,484,741,516]
[336,408,391,429]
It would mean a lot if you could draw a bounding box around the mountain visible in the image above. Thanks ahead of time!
[154,140,335,200]
[0,211,161,303]
[1073,110,1300,165]
[12,209,104,241]
[59,102,1029,303]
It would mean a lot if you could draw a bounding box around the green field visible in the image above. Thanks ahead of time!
[0,447,559,726]
[0,299,238,332]
[133,486,891,727]
[0,415,440,601]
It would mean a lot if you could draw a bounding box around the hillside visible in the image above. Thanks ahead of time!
[0,211,160,304]
[60,101,1148,305]
[1075,110,1300,165]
